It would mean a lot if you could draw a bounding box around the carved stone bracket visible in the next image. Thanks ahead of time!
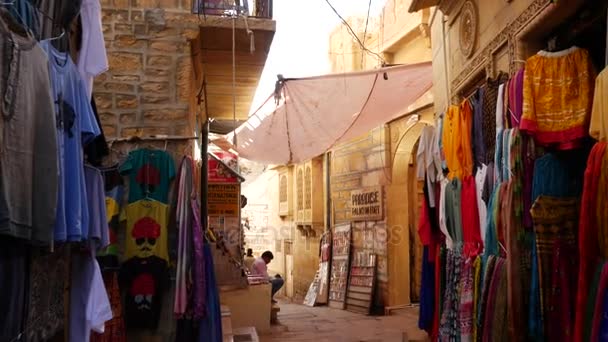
[450,0,552,94]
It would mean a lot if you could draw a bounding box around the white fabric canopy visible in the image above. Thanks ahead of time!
[217,62,433,164]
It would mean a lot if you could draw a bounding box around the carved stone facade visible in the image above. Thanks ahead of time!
[450,0,551,98]
[427,0,584,109]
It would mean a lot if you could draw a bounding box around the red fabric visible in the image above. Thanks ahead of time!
[548,240,578,342]
[418,195,433,247]
[574,142,607,342]
[591,262,608,341]
[520,118,588,150]
[461,176,483,257]
[132,217,161,238]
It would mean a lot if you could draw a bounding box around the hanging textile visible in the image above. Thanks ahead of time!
[41,38,101,243]
[97,166,124,269]
[530,196,579,339]
[69,251,112,342]
[174,156,207,319]
[119,255,170,330]
[0,10,58,245]
[199,243,223,342]
[443,102,474,179]
[521,47,595,149]
[90,272,126,342]
[0,238,28,342]
[591,67,608,142]
[574,142,607,342]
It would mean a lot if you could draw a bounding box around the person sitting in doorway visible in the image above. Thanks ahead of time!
[251,251,284,303]
[244,248,256,271]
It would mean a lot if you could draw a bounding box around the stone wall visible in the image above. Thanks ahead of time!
[330,127,390,306]
[95,0,199,139]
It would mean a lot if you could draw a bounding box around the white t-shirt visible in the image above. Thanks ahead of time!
[69,252,113,342]
[78,0,108,99]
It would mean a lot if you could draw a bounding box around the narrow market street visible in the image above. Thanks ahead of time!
[259,301,427,342]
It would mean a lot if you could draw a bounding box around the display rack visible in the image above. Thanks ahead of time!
[345,254,377,315]
[328,223,351,309]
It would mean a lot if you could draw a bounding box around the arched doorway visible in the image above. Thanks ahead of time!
[387,120,428,306]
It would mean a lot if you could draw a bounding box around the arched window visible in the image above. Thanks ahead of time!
[296,169,303,210]
[305,166,312,209]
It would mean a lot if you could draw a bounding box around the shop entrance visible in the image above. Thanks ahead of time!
[387,121,426,306]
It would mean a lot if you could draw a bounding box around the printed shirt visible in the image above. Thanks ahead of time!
[120,149,176,204]
[123,199,170,262]
[119,256,169,330]
[41,40,101,242]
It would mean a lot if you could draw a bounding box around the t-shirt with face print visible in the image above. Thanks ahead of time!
[120,149,176,204]
[119,256,169,330]
[124,199,169,262]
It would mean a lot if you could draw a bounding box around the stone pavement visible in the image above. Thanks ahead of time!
[259,302,429,342]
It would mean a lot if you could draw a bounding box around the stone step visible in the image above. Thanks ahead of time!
[232,326,259,342]
[221,305,233,336]
[270,304,280,324]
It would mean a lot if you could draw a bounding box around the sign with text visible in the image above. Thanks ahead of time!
[208,183,240,216]
[350,187,383,221]
[208,151,239,183]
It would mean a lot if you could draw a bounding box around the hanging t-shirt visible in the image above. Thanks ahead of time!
[69,252,112,342]
[40,39,101,242]
[0,11,58,244]
[85,165,109,249]
[124,199,170,262]
[97,166,123,269]
[78,0,108,99]
[119,256,169,330]
[120,149,176,204]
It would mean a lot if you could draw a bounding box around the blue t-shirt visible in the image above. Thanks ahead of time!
[41,40,101,242]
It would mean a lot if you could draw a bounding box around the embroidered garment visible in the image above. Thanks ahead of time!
[440,248,462,341]
[25,247,69,342]
[530,196,579,338]
[472,256,481,342]
[546,239,578,342]
[522,47,595,149]
[459,258,475,342]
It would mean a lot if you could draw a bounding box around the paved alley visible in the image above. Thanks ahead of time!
[259,302,428,342]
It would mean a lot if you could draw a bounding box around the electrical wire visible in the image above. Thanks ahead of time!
[323,0,386,65]
[361,0,373,68]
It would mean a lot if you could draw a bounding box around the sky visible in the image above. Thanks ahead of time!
[249,0,385,112]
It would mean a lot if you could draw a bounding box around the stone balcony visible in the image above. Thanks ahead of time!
[96,0,275,139]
